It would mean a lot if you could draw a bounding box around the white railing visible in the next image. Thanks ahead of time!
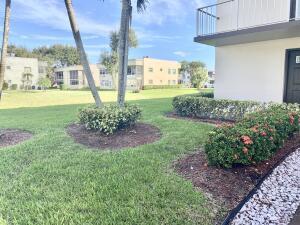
[196,0,293,37]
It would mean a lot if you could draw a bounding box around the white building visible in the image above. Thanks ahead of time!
[195,0,300,103]
[5,56,40,89]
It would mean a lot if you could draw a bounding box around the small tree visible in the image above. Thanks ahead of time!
[180,61,208,89]
[100,29,138,90]
[38,77,51,90]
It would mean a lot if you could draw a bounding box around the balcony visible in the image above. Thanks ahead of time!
[194,0,300,46]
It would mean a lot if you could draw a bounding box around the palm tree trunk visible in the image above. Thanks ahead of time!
[117,0,131,107]
[0,0,11,101]
[64,0,103,107]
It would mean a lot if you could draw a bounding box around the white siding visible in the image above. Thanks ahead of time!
[216,0,290,33]
[215,37,300,103]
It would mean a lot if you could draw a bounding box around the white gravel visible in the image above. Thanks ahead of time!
[231,149,300,225]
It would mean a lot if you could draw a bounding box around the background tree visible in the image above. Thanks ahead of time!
[0,0,11,100]
[65,0,103,107]
[180,61,208,89]
[100,29,138,90]
[37,77,52,90]
[117,0,147,107]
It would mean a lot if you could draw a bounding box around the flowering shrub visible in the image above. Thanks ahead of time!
[78,104,142,134]
[205,107,300,168]
[173,95,264,121]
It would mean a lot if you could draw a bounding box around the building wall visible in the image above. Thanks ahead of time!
[142,58,180,86]
[216,0,290,33]
[215,37,300,103]
[5,57,39,89]
[53,58,181,90]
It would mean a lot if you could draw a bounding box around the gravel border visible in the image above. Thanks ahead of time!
[230,149,300,225]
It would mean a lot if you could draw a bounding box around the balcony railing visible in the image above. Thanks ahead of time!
[196,0,295,37]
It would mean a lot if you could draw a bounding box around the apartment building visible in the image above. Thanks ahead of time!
[195,0,300,103]
[4,56,40,89]
[54,57,181,90]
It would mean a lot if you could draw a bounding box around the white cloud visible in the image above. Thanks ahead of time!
[173,51,189,57]
[133,0,211,26]
[12,0,116,37]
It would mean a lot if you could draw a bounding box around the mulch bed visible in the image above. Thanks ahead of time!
[174,133,300,222]
[166,112,235,126]
[0,129,33,148]
[67,123,161,150]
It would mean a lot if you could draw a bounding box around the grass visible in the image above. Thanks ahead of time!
[0,89,215,224]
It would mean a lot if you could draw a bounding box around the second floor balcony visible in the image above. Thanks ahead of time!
[195,0,300,46]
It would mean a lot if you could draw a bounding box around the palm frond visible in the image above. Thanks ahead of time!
[137,0,148,12]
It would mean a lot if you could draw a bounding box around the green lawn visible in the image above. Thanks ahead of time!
[0,89,215,225]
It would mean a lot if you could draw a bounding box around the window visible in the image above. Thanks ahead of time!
[172,69,177,75]
[160,68,163,72]
[148,68,153,73]
[70,70,79,86]
[148,80,153,84]
[128,66,136,76]
[100,68,108,76]
[55,72,64,84]
[168,69,171,74]
[6,66,11,70]
[101,80,112,87]
[172,80,176,84]
[160,80,163,83]
[24,67,31,73]
[168,80,171,85]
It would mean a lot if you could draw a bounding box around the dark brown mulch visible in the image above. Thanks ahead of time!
[174,133,300,220]
[0,129,33,148]
[166,112,235,126]
[67,123,162,150]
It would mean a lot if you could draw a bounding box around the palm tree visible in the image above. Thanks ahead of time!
[64,0,103,107]
[117,0,148,107]
[0,0,11,101]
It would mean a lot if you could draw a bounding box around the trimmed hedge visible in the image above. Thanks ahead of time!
[78,104,142,134]
[205,106,300,168]
[143,85,180,90]
[173,95,264,121]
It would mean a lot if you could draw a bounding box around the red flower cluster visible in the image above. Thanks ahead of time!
[289,114,295,125]
[260,131,267,136]
[241,135,253,145]
[250,125,259,133]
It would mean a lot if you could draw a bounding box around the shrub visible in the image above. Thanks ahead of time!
[2,81,8,90]
[173,95,264,121]
[205,107,300,168]
[143,85,180,90]
[78,104,142,134]
[132,89,140,93]
[59,84,66,90]
[10,84,17,90]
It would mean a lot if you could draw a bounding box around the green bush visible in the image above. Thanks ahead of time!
[2,81,8,90]
[173,95,264,121]
[205,107,300,168]
[143,85,180,90]
[78,104,142,134]
[10,84,17,90]
[59,84,66,90]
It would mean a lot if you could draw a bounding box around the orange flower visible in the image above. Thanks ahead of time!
[260,131,267,137]
[241,135,253,145]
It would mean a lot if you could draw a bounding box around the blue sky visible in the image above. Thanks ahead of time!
[0,0,215,70]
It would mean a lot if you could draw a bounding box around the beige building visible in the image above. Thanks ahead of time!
[54,57,181,90]
[4,56,42,90]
